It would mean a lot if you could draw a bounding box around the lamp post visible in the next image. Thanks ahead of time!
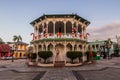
[11,45,14,62]
[104,38,112,60]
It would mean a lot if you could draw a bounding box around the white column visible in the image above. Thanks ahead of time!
[76,23,78,38]
[53,21,55,35]
[34,27,37,36]
[76,44,78,51]
[64,21,66,36]
[64,44,66,65]
[37,26,39,40]
[36,44,39,62]
[83,26,86,40]
[72,45,74,51]
[46,22,48,35]
[53,44,55,64]
[41,44,43,51]
[46,44,48,51]
[82,45,86,62]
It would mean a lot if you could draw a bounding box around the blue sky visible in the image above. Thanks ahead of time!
[0,0,120,43]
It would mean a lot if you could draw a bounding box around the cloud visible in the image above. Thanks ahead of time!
[87,21,120,42]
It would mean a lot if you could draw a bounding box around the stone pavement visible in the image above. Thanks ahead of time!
[40,69,77,80]
[0,57,120,80]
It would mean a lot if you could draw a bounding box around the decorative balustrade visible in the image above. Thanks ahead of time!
[31,33,87,41]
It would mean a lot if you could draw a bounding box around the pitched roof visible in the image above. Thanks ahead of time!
[7,41,29,45]
[0,44,10,53]
[15,41,29,45]
[30,14,90,26]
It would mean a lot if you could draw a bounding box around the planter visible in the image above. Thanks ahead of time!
[37,63,54,67]
[27,62,37,66]
[65,63,82,67]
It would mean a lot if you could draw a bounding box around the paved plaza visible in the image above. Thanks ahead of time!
[0,57,120,80]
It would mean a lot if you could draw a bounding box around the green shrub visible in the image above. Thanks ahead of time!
[66,51,82,63]
[77,51,83,62]
[38,51,53,63]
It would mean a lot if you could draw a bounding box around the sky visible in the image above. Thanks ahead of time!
[0,0,120,43]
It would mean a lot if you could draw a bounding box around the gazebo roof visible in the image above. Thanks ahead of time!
[30,14,90,26]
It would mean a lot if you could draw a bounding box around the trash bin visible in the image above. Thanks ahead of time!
[95,56,100,60]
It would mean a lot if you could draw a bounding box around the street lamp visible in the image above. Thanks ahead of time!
[10,45,14,62]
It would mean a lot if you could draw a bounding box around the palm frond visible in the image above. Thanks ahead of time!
[18,35,22,41]
[13,35,18,42]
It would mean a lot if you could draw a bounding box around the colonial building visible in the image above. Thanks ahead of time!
[8,42,28,59]
[30,14,90,63]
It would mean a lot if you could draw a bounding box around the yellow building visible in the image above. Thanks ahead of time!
[8,42,28,59]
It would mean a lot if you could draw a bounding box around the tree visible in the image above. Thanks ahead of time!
[38,51,53,63]
[104,38,112,59]
[13,35,22,59]
[66,51,78,64]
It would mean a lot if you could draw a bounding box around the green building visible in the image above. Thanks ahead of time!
[88,40,119,57]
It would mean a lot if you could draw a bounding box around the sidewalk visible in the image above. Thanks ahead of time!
[1,57,120,72]
[0,57,120,80]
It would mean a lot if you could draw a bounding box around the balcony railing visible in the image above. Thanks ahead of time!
[33,33,85,40]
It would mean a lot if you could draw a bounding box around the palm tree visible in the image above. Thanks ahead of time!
[0,38,4,44]
[13,35,22,59]
[104,38,112,60]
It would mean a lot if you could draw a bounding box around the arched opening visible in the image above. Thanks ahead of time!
[20,53,22,58]
[78,24,82,33]
[48,21,53,33]
[96,44,99,50]
[34,45,37,53]
[43,45,46,51]
[55,44,65,61]
[39,24,42,33]
[35,27,38,34]
[66,21,72,33]
[74,45,77,51]
[38,45,42,51]
[74,22,77,28]
[44,23,47,28]
[66,43,72,51]
[48,43,53,51]
[83,26,86,32]
[88,45,91,50]
[55,21,64,33]
[92,45,95,50]
[79,45,82,50]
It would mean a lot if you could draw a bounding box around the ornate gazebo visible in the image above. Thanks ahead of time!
[30,14,90,64]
